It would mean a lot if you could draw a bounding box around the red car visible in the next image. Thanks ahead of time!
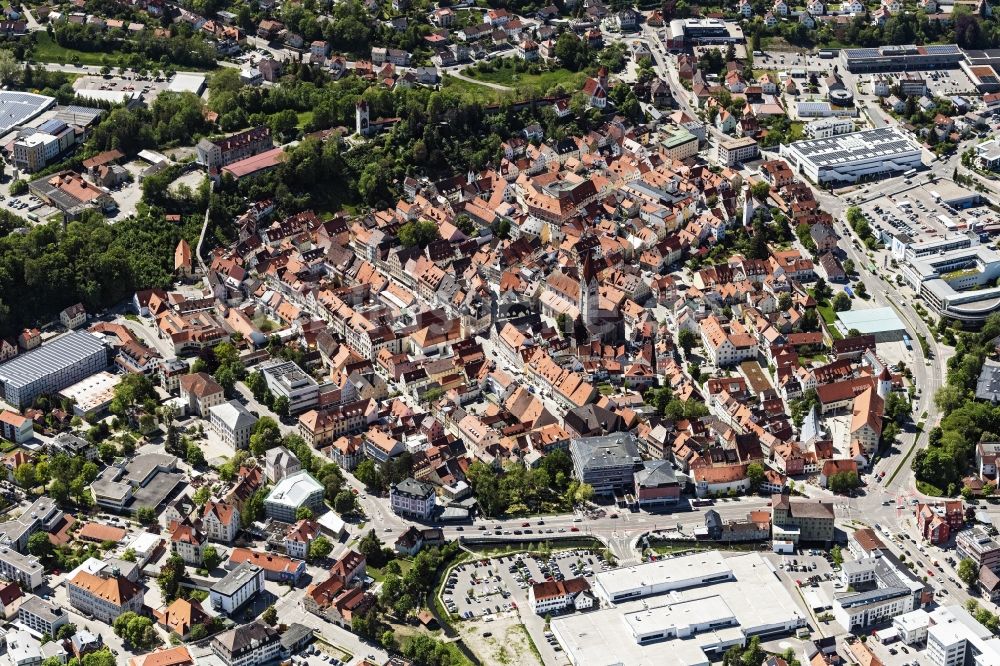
[570,527,580,532]
[521,522,530,527]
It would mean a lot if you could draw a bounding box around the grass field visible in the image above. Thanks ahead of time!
[31,33,123,66]
[916,480,945,497]
[296,110,314,128]
[441,74,513,104]
[368,557,414,582]
[466,62,587,94]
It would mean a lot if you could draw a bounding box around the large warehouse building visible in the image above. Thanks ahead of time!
[840,44,964,73]
[780,127,923,185]
[0,331,110,408]
[552,552,807,666]
[835,307,908,342]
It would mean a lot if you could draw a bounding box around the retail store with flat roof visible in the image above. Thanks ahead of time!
[835,307,908,342]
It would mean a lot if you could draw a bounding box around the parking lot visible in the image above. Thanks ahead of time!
[73,73,172,105]
[759,50,838,76]
[443,549,609,621]
[0,191,59,222]
[287,641,351,666]
[852,180,998,248]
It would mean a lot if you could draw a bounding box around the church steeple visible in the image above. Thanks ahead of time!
[579,252,599,325]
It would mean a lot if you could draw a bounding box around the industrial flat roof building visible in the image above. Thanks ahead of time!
[0,331,109,409]
[0,91,56,136]
[780,127,923,185]
[593,551,733,604]
[840,44,963,73]
[901,245,1000,324]
[552,553,807,666]
[835,307,908,342]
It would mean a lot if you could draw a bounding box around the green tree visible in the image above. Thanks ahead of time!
[192,485,211,506]
[28,531,53,561]
[750,181,771,201]
[678,328,697,357]
[958,558,979,587]
[166,422,182,457]
[334,489,357,515]
[354,459,382,491]
[186,443,206,468]
[110,373,156,416]
[202,545,221,570]
[13,463,36,490]
[249,417,281,456]
[272,395,289,418]
[814,277,831,301]
[397,220,440,248]
[358,529,389,568]
[157,555,185,603]
[241,487,268,527]
[828,471,861,494]
[309,535,333,561]
[112,612,159,650]
[262,605,278,625]
[136,506,157,524]
[296,506,314,520]
[832,291,852,312]
[55,623,76,641]
[830,545,844,567]
[746,463,766,493]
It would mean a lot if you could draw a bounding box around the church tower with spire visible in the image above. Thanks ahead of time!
[876,365,892,400]
[579,252,600,326]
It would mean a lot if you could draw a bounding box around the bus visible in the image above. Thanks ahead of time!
[903,168,917,178]
[903,334,912,351]
[691,498,714,507]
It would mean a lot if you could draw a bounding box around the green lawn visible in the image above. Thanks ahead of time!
[296,110,314,128]
[789,121,805,140]
[466,63,587,95]
[441,74,513,104]
[31,32,123,66]
[368,557,413,582]
[916,480,946,497]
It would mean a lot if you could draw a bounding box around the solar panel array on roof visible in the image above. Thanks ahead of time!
[785,127,921,167]
[0,91,55,135]
[923,44,961,55]
[37,118,68,135]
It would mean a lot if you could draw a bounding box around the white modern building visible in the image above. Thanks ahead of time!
[593,551,733,604]
[780,126,923,184]
[261,360,319,414]
[831,552,925,630]
[893,608,930,645]
[16,596,68,636]
[901,245,1000,325]
[0,547,43,590]
[805,117,855,138]
[263,471,324,522]
[926,605,1000,666]
[209,400,258,449]
[210,562,264,615]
